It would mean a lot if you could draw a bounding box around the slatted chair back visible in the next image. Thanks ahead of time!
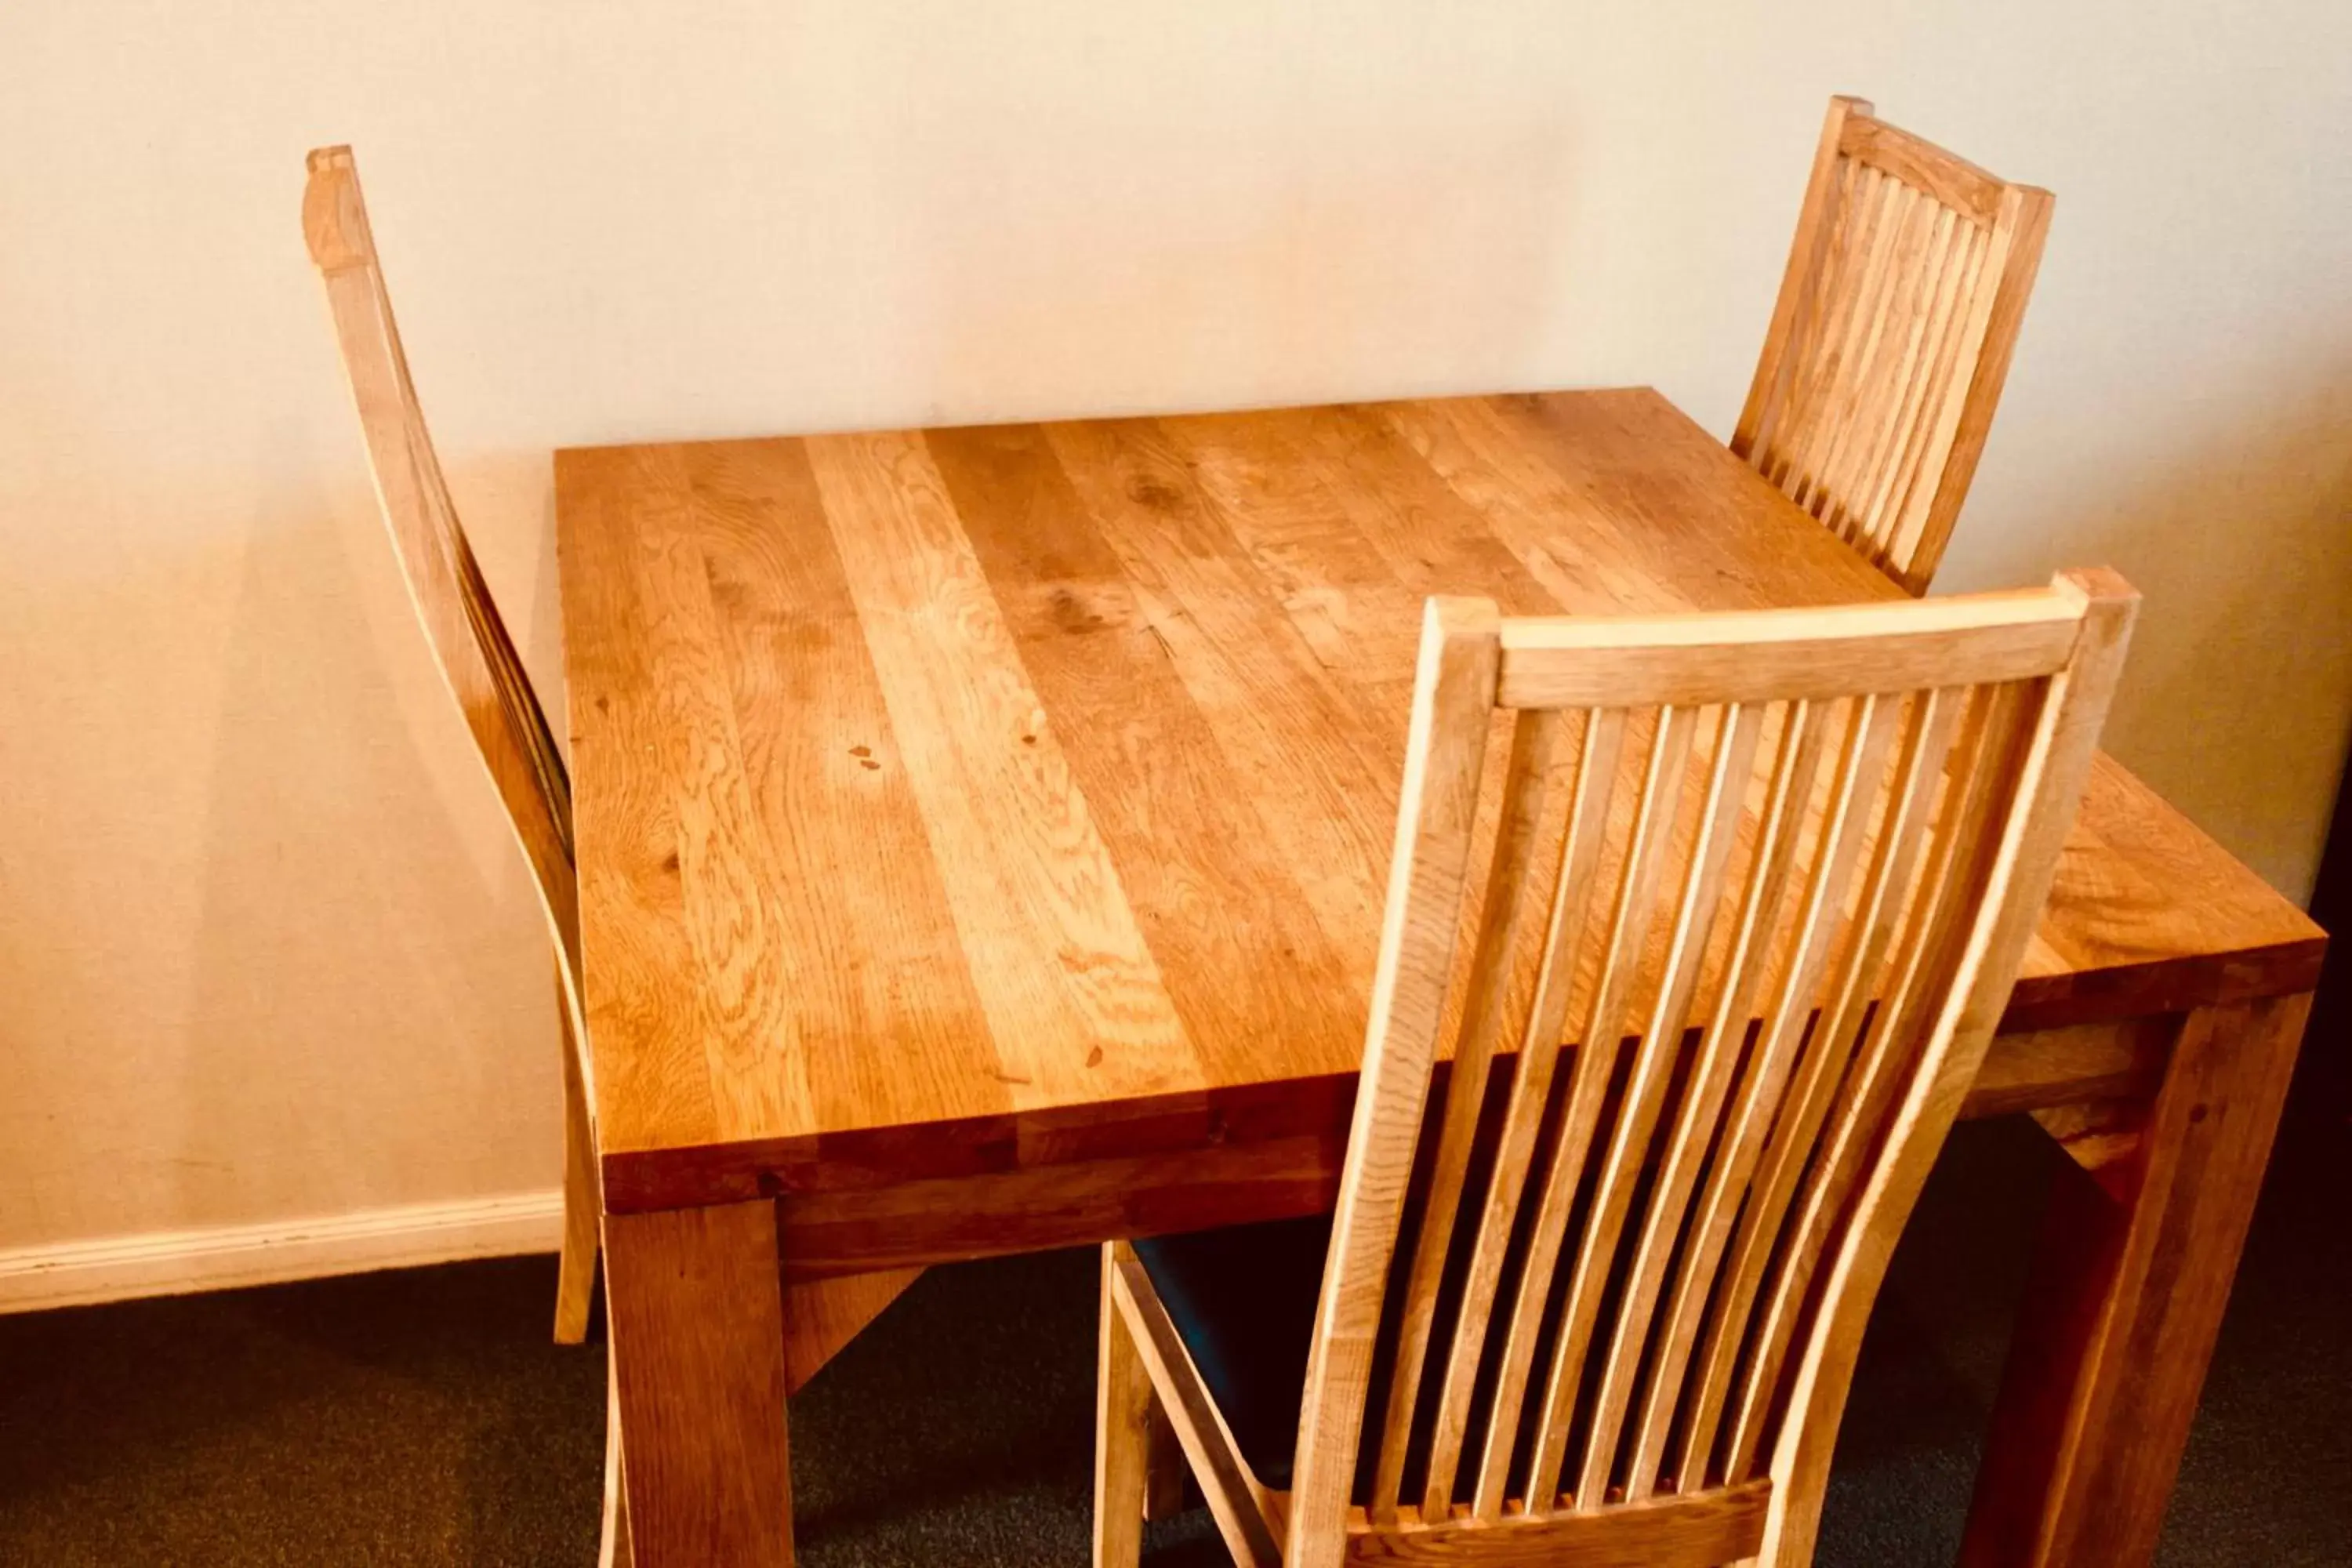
[301,147,583,1025]
[1289,574,2134,1566]
[1733,96,2054,596]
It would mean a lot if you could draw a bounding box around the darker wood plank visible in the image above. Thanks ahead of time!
[776,1134,1349,1278]
[1958,1017,2172,1118]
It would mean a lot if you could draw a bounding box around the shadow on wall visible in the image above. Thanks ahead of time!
[175,429,558,1231]
[1948,350,2352,902]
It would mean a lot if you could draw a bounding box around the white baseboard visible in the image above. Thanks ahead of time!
[0,1189,567,1315]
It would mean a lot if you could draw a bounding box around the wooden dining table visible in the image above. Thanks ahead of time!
[554,387,2322,1567]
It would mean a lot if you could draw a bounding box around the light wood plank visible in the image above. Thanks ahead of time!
[804,426,1196,1111]
[940,419,1377,1083]
[684,437,1011,1138]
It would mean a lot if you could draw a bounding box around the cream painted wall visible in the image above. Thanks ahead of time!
[2,2,2347,1261]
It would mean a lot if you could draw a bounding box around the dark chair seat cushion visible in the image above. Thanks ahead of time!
[1132,1213,1332,1490]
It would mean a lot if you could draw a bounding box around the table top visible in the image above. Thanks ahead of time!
[556,388,2322,1200]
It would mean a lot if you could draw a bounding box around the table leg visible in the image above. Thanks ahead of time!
[601,1337,633,1568]
[605,1202,796,1566]
[1960,992,2311,1566]
[1143,1393,1187,1520]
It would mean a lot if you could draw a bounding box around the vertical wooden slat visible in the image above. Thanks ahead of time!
[1287,598,1501,1568]
[1803,180,1926,539]
[1705,681,1998,1484]
[1367,706,1565,1519]
[1617,699,1832,1498]
[1851,206,1969,555]
[1849,201,1959,554]
[1876,223,1992,575]
[1737,95,1874,466]
[1459,709,1634,1521]
[1563,703,1771,1508]
[1888,184,2056,590]
[1410,709,1624,1515]
[1522,702,1749,1506]
[1726,681,2042,1480]
[1784,165,1903,510]
[1461,704,1697,1513]
[1759,155,1867,492]
[1817,191,1943,552]
[1666,691,1908,1484]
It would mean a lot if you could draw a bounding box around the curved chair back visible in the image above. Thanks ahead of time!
[1734,96,2054,595]
[301,147,583,1026]
[1288,573,2132,1565]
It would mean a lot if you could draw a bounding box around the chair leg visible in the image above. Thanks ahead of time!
[1096,1243,1152,1568]
[554,971,601,1346]
[599,1337,633,1568]
[1143,1388,1186,1521]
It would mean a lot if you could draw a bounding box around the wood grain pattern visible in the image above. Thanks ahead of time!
[558,388,2321,1218]
[1734,96,2055,594]
[1342,1483,1770,1566]
[808,426,1196,1114]
[1960,992,2312,1568]
[559,387,2320,1568]
[604,1203,793,1567]
[1095,1240,1153,1568]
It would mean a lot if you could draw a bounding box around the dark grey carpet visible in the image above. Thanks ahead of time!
[2,1111,2344,1566]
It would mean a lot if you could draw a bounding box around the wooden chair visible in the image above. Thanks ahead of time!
[301,146,602,1348]
[1097,574,2135,1567]
[1734,96,2054,596]
[301,147,913,1567]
